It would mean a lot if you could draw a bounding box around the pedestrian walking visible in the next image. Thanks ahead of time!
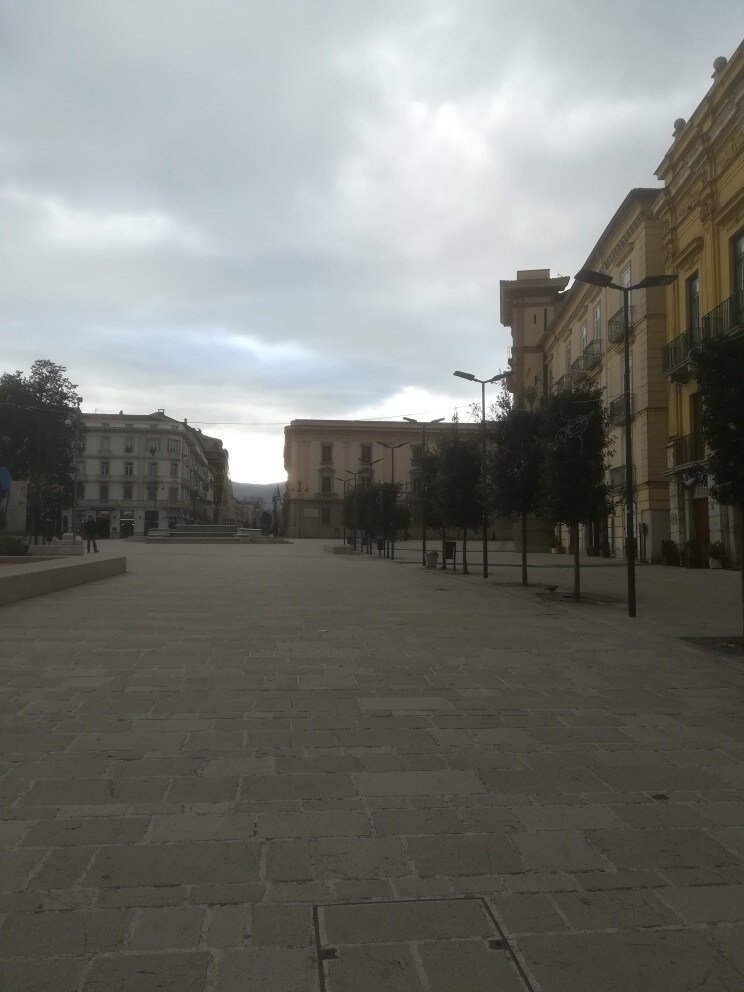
[83,515,99,553]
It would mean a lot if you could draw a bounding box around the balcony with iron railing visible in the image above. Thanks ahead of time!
[554,372,573,394]
[662,290,744,380]
[673,432,706,467]
[607,306,633,345]
[703,289,744,341]
[608,464,635,489]
[570,355,586,378]
[608,393,634,425]
[582,338,602,370]
[661,325,703,381]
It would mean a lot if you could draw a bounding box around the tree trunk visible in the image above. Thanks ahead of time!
[572,521,581,599]
[521,511,528,586]
[462,528,469,575]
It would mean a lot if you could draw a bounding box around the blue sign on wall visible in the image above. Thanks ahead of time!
[0,467,11,498]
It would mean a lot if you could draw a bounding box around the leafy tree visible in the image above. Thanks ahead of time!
[282,483,291,533]
[394,499,411,544]
[489,406,544,585]
[377,482,402,548]
[0,360,81,539]
[540,385,611,599]
[425,428,482,573]
[692,336,744,640]
[346,483,378,551]
[271,485,283,535]
[406,450,444,560]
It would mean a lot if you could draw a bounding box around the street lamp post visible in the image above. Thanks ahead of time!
[272,485,281,536]
[64,398,84,544]
[345,459,382,553]
[403,417,445,566]
[376,441,406,559]
[575,268,676,617]
[148,444,160,531]
[357,457,382,553]
[295,482,305,538]
[453,371,511,578]
[376,441,406,485]
[336,477,350,545]
[344,469,361,550]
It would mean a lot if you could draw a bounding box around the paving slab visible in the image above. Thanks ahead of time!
[1,540,743,990]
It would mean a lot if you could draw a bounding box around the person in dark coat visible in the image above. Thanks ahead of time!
[83,515,99,553]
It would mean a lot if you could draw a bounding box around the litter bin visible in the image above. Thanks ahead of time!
[425,551,439,569]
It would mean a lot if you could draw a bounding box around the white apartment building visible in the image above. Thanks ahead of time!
[73,410,216,538]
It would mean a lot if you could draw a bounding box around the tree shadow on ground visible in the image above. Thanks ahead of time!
[682,636,744,658]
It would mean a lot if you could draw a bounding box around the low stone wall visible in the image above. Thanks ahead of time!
[0,555,127,607]
[28,543,85,557]
[324,544,354,555]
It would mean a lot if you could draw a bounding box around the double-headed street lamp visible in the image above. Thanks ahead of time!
[403,417,444,565]
[148,443,161,529]
[271,485,282,536]
[376,442,406,559]
[575,267,676,618]
[64,396,84,543]
[294,481,305,538]
[376,441,406,485]
[344,470,361,549]
[349,458,382,552]
[336,476,351,544]
[453,370,511,579]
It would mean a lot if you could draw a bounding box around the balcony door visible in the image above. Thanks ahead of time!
[734,232,744,327]
[734,232,744,294]
[687,273,700,332]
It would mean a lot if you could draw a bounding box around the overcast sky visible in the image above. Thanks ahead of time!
[2,3,741,482]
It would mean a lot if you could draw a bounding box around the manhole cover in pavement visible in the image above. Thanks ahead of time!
[313,897,534,991]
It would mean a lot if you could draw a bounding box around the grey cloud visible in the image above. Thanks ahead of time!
[1,1,740,479]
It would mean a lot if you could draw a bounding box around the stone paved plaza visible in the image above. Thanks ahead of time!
[2,540,744,991]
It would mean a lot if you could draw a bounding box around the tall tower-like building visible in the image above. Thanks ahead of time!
[500,269,570,405]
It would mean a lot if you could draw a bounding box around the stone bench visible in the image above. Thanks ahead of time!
[29,542,85,557]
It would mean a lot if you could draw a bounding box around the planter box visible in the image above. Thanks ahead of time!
[0,555,127,607]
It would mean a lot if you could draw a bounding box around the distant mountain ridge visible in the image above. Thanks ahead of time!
[231,482,284,505]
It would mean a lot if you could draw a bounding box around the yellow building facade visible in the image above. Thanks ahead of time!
[501,190,672,561]
[655,43,744,564]
[549,189,671,561]
[283,419,479,540]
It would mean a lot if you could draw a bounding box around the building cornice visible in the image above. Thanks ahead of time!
[671,235,705,272]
